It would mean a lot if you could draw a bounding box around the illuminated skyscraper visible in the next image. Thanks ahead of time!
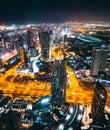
[27,26,37,48]
[39,31,50,61]
[0,58,2,71]
[0,90,3,99]
[20,47,29,69]
[108,63,110,78]
[20,47,25,64]
[91,82,107,125]
[51,60,67,107]
[90,48,108,76]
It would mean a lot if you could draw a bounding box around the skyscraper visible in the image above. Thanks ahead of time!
[90,48,108,76]
[51,60,67,107]
[19,47,28,69]
[108,63,110,78]
[91,82,107,125]
[27,26,37,48]
[39,31,50,61]
[0,90,3,100]
[0,58,2,71]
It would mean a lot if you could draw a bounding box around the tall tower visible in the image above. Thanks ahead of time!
[0,58,2,71]
[39,31,50,61]
[108,63,110,78]
[51,60,67,107]
[19,47,27,69]
[90,48,108,76]
[91,82,107,125]
[27,26,37,48]
[0,90,3,100]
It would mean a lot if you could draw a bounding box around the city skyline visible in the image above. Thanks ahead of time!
[0,0,110,24]
[0,18,110,129]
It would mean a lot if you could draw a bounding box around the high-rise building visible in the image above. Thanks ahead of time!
[39,31,50,61]
[51,60,67,107]
[108,63,110,78]
[0,90,3,100]
[29,47,38,57]
[91,82,107,125]
[20,47,28,69]
[0,58,2,71]
[20,47,25,64]
[90,48,108,76]
[27,26,37,48]
[19,35,28,50]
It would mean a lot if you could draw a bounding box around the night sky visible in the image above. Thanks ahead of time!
[0,0,110,24]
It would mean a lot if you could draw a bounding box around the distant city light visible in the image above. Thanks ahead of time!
[70,34,76,38]
[1,53,10,59]
[26,24,32,27]
[60,30,66,36]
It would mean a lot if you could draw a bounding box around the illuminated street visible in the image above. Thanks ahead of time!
[0,46,110,106]
[0,63,51,101]
[66,66,94,105]
[0,61,93,105]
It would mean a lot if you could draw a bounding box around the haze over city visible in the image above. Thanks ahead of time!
[0,0,110,24]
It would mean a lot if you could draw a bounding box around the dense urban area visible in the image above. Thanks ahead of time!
[0,22,110,130]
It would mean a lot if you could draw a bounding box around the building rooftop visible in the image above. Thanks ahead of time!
[77,35,102,43]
